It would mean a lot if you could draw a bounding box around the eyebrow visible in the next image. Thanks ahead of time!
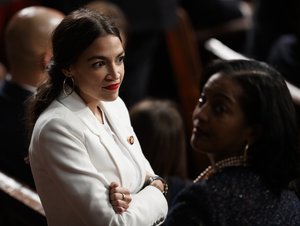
[87,51,125,62]
[205,88,237,105]
[214,93,236,104]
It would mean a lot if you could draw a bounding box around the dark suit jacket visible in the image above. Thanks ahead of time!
[0,80,35,189]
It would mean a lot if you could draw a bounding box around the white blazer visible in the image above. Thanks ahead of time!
[29,92,168,226]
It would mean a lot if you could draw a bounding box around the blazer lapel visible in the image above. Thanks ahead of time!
[57,92,128,185]
[100,100,146,188]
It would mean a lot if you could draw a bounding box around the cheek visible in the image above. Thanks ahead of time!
[214,123,247,152]
[192,106,199,118]
[75,76,90,88]
[120,67,125,79]
[76,70,106,85]
[190,130,213,154]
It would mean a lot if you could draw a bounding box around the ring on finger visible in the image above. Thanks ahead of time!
[121,193,125,200]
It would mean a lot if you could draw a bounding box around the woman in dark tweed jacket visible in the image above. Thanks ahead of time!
[165,59,300,226]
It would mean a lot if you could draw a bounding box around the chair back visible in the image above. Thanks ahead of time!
[165,7,203,135]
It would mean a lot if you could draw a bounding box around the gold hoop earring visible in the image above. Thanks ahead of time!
[63,76,74,96]
[243,143,249,162]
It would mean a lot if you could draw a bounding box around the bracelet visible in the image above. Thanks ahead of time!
[145,175,168,195]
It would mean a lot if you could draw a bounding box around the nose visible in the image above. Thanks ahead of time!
[107,64,121,80]
[193,103,209,122]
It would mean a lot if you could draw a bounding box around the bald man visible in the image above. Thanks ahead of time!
[0,6,64,189]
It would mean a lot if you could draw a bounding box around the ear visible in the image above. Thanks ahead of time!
[62,68,72,77]
[40,51,52,71]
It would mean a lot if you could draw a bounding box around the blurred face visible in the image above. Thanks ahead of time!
[69,35,125,104]
[191,73,253,161]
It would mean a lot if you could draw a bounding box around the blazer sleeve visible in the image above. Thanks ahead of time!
[31,115,167,226]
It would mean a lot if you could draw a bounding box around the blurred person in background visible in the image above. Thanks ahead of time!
[130,99,191,206]
[0,6,64,189]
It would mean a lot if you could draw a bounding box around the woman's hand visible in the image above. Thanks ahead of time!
[109,182,132,214]
[144,172,166,194]
[145,172,155,183]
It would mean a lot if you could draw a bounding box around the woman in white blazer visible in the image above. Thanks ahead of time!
[27,8,168,226]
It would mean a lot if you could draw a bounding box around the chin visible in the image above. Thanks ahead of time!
[191,136,210,154]
[102,94,119,102]
[191,136,201,152]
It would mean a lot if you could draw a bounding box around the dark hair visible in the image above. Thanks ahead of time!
[130,99,188,179]
[26,8,121,132]
[203,59,300,193]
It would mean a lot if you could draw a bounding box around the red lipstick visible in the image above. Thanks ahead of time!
[104,83,119,91]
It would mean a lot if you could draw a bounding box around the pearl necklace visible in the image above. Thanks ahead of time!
[193,155,247,183]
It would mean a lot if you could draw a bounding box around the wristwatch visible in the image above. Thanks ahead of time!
[146,175,168,195]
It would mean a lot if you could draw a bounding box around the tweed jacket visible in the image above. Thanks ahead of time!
[165,167,300,226]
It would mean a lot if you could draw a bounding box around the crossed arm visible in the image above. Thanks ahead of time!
[109,173,166,214]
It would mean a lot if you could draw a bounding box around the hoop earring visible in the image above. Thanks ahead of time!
[243,143,249,162]
[63,76,74,96]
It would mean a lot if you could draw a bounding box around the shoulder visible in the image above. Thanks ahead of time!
[166,168,260,225]
[34,100,84,139]
[0,80,31,102]
[165,181,214,226]
[208,167,259,188]
[186,168,300,224]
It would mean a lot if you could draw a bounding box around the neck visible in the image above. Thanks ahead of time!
[10,69,46,87]
[193,155,247,183]
[89,105,104,124]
